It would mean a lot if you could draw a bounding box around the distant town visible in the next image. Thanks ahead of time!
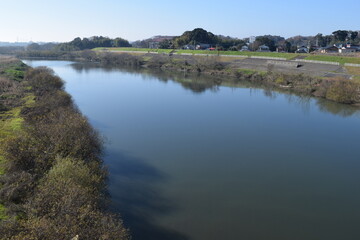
[1,28,360,55]
[131,29,360,54]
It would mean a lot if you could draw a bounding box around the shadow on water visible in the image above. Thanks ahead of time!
[104,150,189,240]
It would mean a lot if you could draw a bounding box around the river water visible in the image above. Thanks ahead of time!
[23,60,360,240]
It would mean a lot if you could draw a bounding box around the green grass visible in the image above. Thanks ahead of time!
[0,204,7,220]
[92,48,360,65]
[305,55,360,65]
[22,94,36,106]
[0,61,27,82]
[237,68,259,75]
[93,47,300,59]
[175,49,299,59]
[0,94,34,176]
[4,69,24,81]
[0,108,23,138]
[93,47,173,54]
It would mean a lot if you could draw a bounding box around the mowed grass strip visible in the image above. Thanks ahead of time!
[93,48,299,59]
[176,49,298,59]
[93,47,173,53]
[93,47,360,64]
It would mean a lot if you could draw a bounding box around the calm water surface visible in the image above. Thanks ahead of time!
[24,60,360,240]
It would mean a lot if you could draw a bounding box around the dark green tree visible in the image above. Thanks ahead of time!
[159,39,172,49]
[113,37,131,47]
[284,41,292,52]
[350,31,358,42]
[173,28,218,48]
[332,30,349,42]
[255,36,276,51]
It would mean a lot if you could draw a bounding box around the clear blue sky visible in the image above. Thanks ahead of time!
[1,0,359,42]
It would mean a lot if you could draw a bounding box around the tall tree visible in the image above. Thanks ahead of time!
[173,28,218,48]
[332,30,349,42]
[254,36,276,51]
[113,38,131,47]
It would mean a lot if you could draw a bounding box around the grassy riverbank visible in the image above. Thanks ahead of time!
[0,56,129,239]
[93,47,360,65]
[18,50,360,104]
[144,54,360,104]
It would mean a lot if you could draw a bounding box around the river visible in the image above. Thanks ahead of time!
[23,60,360,240]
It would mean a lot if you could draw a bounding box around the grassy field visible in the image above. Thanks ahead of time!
[175,49,299,59]
[93,47,173,54]
[93,47,299,59]
[92,47,360,65]
[305,55,360,65]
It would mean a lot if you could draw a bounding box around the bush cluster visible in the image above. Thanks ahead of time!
[0,67,129,239]
[324,79,360,104]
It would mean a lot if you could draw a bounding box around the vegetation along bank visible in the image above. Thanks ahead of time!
[0,56,129,239]
[19,49,360,105]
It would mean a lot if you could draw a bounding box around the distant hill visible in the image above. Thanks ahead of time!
[132,36,177,48]
[0,42,30,47]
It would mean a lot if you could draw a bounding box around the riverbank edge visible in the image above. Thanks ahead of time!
[0,56,129,239]
[18,50,360,105]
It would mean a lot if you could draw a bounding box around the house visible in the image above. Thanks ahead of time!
[319,46,339,53]
[257,45,270,52]
[240,45,249,51]
[334,43,344,48]
[183,44,195,50]
[345,43,360,51]
[296,46,308,53]
[196,43,211,50]
[339,47,357,53]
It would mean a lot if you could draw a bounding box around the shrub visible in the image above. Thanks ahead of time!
[194,56,225,72]
[99,52,143,67]
[0,171,35,205]
[25,67,64,96]
[0,65,128,239]
[11,157,129,240]
[325,79,360,104]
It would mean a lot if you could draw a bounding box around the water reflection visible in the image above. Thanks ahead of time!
[68,62,360,117]
[316,99,360,117]
[106,151,188,240]
[70,62,221,94]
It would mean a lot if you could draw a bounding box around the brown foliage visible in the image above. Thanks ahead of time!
[0,67,129,239]
[25,67,64,96]
[99,52,143,67]
[325,79,360,104]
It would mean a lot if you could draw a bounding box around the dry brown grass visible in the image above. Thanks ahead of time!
[217,56,247,62]
[0,56,18,65]
[345,66,360,83]
[345,66,360,75]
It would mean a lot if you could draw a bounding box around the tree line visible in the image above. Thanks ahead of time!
[25,36,132,52]
[1,29,359,56]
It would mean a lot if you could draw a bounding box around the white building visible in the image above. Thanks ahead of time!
[339,47,357,53]
[249,36,256,44]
